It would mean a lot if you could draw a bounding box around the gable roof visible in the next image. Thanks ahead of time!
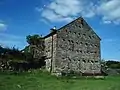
[44,16,101,40]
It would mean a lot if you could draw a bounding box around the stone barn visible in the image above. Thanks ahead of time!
[44,17,101,75]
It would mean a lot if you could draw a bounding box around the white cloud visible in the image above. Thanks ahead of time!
[97,0,120,24]
[40,0,96,22]
[0,22,7,31]
[37,0,120,25]
[48,0,81,17]
[0,33,26,49]
[103,20,112,24]
[106,59,120,61]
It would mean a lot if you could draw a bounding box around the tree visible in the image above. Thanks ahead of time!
[106,61,120,69]
[26,35,44,46]
[26,34,45,58]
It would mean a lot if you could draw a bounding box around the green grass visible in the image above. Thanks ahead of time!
[0,70,120,90]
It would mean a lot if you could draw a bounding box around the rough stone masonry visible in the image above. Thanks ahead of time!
[44,17,101,76]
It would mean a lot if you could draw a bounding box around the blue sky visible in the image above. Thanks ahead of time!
[0,0,120,61]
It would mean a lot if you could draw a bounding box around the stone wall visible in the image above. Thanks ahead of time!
[55,18,101,74]
[44,34,57,72]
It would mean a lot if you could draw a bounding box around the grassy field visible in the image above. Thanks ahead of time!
[0,70,120,90]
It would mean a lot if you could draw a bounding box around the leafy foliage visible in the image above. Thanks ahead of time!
[26,34,44,46]
[25,34,45,63]
[0,35,46,71]
[0,46,25,61]
[106,61,120,69]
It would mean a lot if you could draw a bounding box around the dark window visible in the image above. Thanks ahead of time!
[83,34,86,36]
[89,36,91,39]
[85,43,88,46]
[74,59,76,61]
[48,50,50,52]
[90,44,93,47]
[74,32,76,34]
[62,57,65,59]
[80,42,83,44]
[83,60,86,63]
[95,44,97,47]
[71,40,74,43]
[68,40,71,42]
[63,39,65,41]
[94,51,97,54]
[95,61,98,63]
[80,50,82,53]
[91,61,94,63]
[76,50,79,52]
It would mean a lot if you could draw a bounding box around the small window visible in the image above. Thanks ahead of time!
[90,44,93,47]
[83,60,86,63]
[74,32,76,34]
[80,50,82,53]
[80,42,83,45]
[63,39,65,41]
[95,44,97,47]
[94,51,97,54]
[62,57,65,59]
[71,40,74,43]
[76,50,79,52]
[48,50,50,52]
[83,34,86,36]
[89,36,91,39]
[91,61,94,63]
[85,43,88,46]
[68,40,71,42]
[90,51,93,54]
[95,61,98,63]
